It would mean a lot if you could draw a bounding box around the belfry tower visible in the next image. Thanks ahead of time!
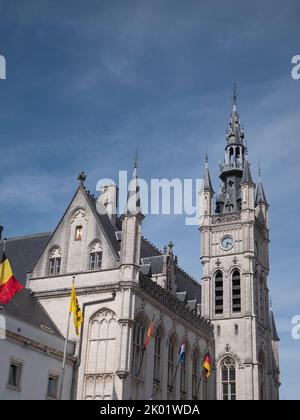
[200,90,280,400]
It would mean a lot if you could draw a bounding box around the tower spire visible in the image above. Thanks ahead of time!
[122,153,142,216]
[232,82,238,107]
[202,151,214,193]
[255,166,268,206]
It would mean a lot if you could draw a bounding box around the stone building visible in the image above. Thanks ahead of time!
[0,235,75,400]
[200,97,280,400]
[0,95,279,400]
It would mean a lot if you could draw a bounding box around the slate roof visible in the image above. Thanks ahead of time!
[256,181,268,206]
[241,160,254,185]
[0,185,201,331]
[270,311,280,342]
[203,164,214,193]
[0,233,61,335]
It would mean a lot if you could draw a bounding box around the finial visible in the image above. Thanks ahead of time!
[232,82,239,106]
[205,146,208,164]
[258,163,262,179]
[77,171,87,185]
[134,150,138,170]
[168,241,174,252]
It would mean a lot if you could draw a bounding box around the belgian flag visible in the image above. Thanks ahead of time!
[0,253,23,305]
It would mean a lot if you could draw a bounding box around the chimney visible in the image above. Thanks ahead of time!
[98,185,119,225]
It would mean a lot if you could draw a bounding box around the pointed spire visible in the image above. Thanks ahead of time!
[241,159,254,185]
[122,154,143,216]
[202,152,214,193]
[256,178,268,206]
[227,84,245,146]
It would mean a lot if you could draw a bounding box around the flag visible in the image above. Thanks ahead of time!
[0,252,23,305]
[178,342,186,363]
[143,319,154,350]
[69,284,83,336]
[202,353,212,379]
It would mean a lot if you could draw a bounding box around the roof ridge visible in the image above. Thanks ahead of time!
[176,264,200,286]
[1,232,52,242]
[141,236,162,255]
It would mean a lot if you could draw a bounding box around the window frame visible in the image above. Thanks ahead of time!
[232,270,241,313]
[7,359,23,391]
[215,271,224,315]
[131,317,146,378]
[46,372,59,400]
[89,251,103,271]
[192,349,200,400]
[75,225,83,241]
[220,357,236,401]
[180,345,187,399]
[153,327,162,386]
[167,335,176,393]
[49,256,61,276]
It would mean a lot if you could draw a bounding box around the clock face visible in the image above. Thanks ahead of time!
[220,235,234,251]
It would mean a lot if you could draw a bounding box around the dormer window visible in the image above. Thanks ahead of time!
[75,226,83,241]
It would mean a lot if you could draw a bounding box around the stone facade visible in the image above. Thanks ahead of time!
[199,99,280,400]
[27,170,215,400]
[1,96,280,401]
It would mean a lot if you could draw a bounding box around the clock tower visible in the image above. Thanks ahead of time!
[200,93,280,400]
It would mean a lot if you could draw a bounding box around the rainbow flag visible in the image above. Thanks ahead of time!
[202,353,212,379]
[0,253,23,305]
[143,319,154,350]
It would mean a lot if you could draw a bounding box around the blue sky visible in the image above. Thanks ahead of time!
[0,0,299,399]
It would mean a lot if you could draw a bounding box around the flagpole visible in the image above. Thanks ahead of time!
[2,238,7,255]
[169,358,180,392]
[136,314,155,377]
[136,348,146,377]
[0,238,7,277]
[196,368,205,399]
[59,276,75,400]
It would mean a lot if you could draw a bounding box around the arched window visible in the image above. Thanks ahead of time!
[221,357,236,400]
[84,309,117,400]
[168,334,176,393]
[48,247,61,276]
[131,317,145,377]
[232,270,241,313]
[180,343,188,399]
[259,352,266,400]
[229,147,234,163]
[215,271,224,315]
[192,349,200,400]
[153,327,163,387]
[89,241,103,271]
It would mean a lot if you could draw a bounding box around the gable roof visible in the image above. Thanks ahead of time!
[0,234,61,335]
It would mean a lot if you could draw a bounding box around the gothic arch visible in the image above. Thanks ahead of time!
[83,308,117,400]
[70,206,87,224]
[219,355,237,400]
[228,266,242,278]
[166,328,178,347]
[133,311,149,328]
[211,267,226,278]
[216,351,242,368]
[47,245,62,276]
[48,245,61,258]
